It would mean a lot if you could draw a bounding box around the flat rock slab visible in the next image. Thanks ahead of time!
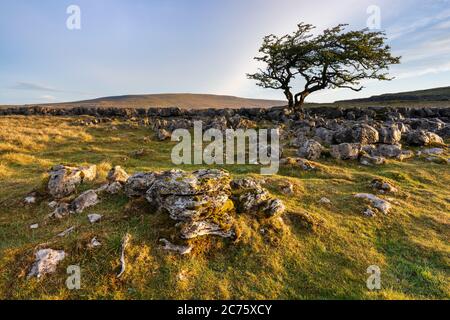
[28,249,66,279]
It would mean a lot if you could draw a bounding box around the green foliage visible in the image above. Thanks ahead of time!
[248,23,401,109]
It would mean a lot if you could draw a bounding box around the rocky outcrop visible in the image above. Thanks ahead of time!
[330,143,362,160]
[28,249,66,278]
[107,166,129,184]
[232,178,286,218]
[297,140,323,160]
[144,169,235,239]
[378,125,402,144]
[125,173,158,197]
[354,193,392,214]
[370,179,398,193]
[47,165,97,199]
[71,190,99,214]
[406,130,444,146]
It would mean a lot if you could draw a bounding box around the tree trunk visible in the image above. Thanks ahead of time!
[293,92,308,112]
[284,89,294,109]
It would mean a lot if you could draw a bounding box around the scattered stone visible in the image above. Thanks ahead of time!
[363,208,376,217]
[233,180,286,218]
[48,201,58,209]
[88,213,102,224]
[280,157,316,170]
[331,143,361,160]
[24,195,36,204]
[319,197,331,204]
[49,202,70,219]
[297,139,323,160]
[71,190,99,214]
[352,124,379,145]
[420,148,444,156]
[370,179,398,193]
[157,128,171,141]
[378,125,402,145]
[117,233,131,278]
[107,166,129,184]
[48,164,97,199]
[30,223,39,229]
[57,226,75,237]
[280,182,294,195]
[180,220,234,239]
[261,199,286,217]
[360,153,386,166]
[130,148,146,157]
[354,193,392,214]
[125,172,158,197]
[397,150,415,161]
[87,237,102,248]
[106,181,123,194]
[406,130,444,146]
[159,238,192,255]
[372,144,403,158]
[231,178,261,190]
[146,169,233,223]
[28,249,66,279]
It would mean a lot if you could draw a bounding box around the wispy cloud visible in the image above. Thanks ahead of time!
[39,95,58,102]
[395,62,450,79]
[8,81,91,95]
[9,82,61,92]
[387,8,450,40]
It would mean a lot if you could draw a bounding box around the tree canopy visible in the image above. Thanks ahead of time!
[247,23,401,110]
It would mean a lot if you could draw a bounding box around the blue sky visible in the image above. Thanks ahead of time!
[1,0,450,104]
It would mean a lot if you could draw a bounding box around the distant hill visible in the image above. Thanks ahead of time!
[337,86,450,104]
[4,93,285,109]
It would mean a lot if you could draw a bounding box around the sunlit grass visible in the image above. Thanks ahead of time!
[0,116,448,300]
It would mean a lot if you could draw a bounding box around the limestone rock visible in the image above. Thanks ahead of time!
[71,190,99,214]
[354,193,391,214]
[57,226,75,237]
[125,172,158,197]
[297,139,323,160]
[87,237,102,248]
[146,169,232,222]
[406,130,444,146]
[180,220,234,239]
[330,143,361,160]
[48,165,97,199]
[88,213,102,223]
[378,125,402,145]
[352,124,379,145]
[360,153,386,166]
[28,249,66,278]
[107,166,129,184]
[371,144,403,158]
[319,197,331,204]
[49,202,70,219]
[370,179,398,193]
[232,180,286,218]
[159,238,192,255]
[157,128,171,141]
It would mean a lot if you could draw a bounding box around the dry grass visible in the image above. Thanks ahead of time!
[0,116,449,300]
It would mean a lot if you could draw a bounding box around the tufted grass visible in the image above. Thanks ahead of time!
[0,115,448,300]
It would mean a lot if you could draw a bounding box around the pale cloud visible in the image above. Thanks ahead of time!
[395,62,450,79]
[39,95,58,102]
[10,82,60,92]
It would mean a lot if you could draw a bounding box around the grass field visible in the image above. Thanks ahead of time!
[0,116,449,300]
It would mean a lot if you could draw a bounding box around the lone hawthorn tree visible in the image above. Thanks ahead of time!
[248,23,401,110]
